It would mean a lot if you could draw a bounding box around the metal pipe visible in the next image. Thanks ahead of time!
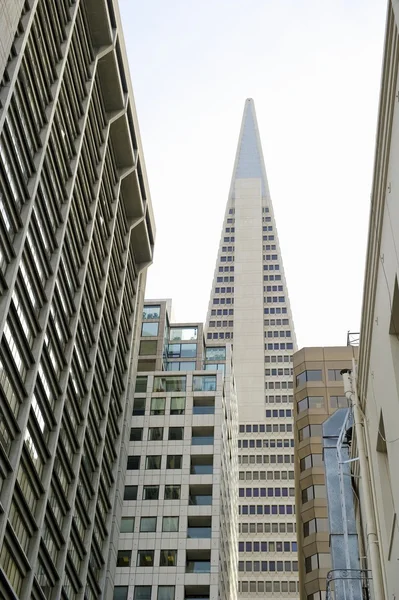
[341,365,385,600]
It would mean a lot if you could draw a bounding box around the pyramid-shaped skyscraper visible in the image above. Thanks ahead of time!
[206,99,298,598]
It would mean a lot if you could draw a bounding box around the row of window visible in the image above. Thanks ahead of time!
[217,276,234,284]
[239,541,297,553]
[263,264,279,271]
[238,437,294,450]
[218,265,234,272]
[296,368,344,385]
[265,355,292,363]
[213,297,234,304]
[265,342,294,350]
[118,549,210,569]
[239,505,295,515]
[263,274,281,281]
[239,522,296,534]
[121,516,179,533]
[239,454,294,464]
[239,470,295,481]
[239,488,295,498]
[266,408,292,417]
[210,308,234,315]
[214,286,234,293]
[220,256,234,263]
[265,380,292,389]
[135,375,217,394]
[114,585,174,600]
[238,560,298,572]
[124,485,182,501]
[221,246,234,252]
[264,330,291,338]
[208,320,234,327]
[264,307,287,314]
[265,395,294,404]
[238,580,299,594]
[207,332,233,340]
[297,395,348,413]
[239,439,294,449]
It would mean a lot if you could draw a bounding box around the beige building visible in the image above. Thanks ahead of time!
[293,346,358,600]
[355,2,399,599]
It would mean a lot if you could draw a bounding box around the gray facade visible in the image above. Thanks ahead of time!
[113,301,238,600]
[0,1,154,598]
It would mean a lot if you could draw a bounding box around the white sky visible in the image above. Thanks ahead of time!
[119,0,387,348]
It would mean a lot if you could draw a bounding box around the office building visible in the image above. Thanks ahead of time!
[205,99,298,598]
[0,1,155,598]
[292,346,358,600]
[113,300,238,600]
[355,2,399,598]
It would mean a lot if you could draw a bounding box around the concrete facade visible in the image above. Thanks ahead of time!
[113,301,238,600]
[0,1,155,598]
[293,346,358,600]
[355,2,399,599]
[206,100,298,599]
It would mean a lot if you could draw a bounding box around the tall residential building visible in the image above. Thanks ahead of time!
[0,1,155,599]
[292,346,358,600]
[113,300,238,600]
[205,99,299,599]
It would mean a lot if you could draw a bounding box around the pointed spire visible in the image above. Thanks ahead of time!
[228,98,270,200]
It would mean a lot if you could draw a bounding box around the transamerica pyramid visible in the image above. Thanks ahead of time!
[205,99,299,599]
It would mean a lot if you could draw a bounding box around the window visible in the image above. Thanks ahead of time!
[117,550,132,567]
[303,518,328,537]
[163,517,179,532]
[301,485,326,503]
[148,427,163,441]
[330,395,348,408]
[168,343,196,358]
[169,427,184,441]
[305,553,331,573]
[328,369,343,381]
[120,517,135,533]
[166,361,196,371]
[140,517,157,532]
[143,486,159,500]
[192,427,214,445]
[205,347,226,360]
[133,398,146,416]
[151,398,165,415]
[127,456,140,470]
[170,397,185,414]
[193,375,216,392]
[143,305,161,320]
[130,428,143,441]
[137,550,154,567]
[190,455,213,474]
[298,424,323,441]
[297,396,324,413]
[160,550,177,567]
[167,455,182,469]
[165,485,181,500]
[140,340,157,355]
[189,485,212,505]
[146,456,161,469]
[158,587,175,600]
[170,327,197,341]
[187,516,212,539]
[114,587,128,600]
[142,322,159,337]
[193,397,215,415]
[134,588,152,600]
[135,377,148,393]
[300,453,323,471]
[124,486,138,501]
[153,376,186,392]
[296,370,323,385]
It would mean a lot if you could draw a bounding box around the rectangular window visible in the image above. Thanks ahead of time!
[167,455,182,469]
[142,322,159,337]
[328,368,343,381]
[330,395,348,408]
[162,517,179,532]
[169,427,184,441]
[140,517,157,532]
[120,517,135,533]
[170,397,185,414]
[137,550,154,567]
[158,587,175,600]
[135,377,148,393]
[160,550,177,567]
[296,370,323,385]
[165,485,181,500]
[143,305,161,320]
[148,427,164,441]
[132,398,145,416]
[151,397,165,415]
[139,340,157,355]
[193,375,217,392]
[170,327,197,341]
[134,588,151,600]
[153,377,186,392]
[124,486,138,501]
[146,456,161,469]
[130,428,143,441]
[117,550,132,567]
[143,486,159,500]
[127,456,140,470]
